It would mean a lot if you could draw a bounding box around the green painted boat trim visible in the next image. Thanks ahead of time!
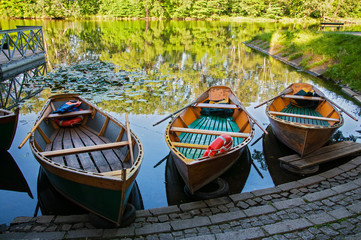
[278,104,330,126]
[45,169,133,223]
[177,116,242,159]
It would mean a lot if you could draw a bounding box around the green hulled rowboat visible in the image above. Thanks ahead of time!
[23,94,143,226]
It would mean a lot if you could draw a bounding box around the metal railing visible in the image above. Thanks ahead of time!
[0,26,45,64]
[0,63,46,109]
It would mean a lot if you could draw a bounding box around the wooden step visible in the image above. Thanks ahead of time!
[279,141,361,169]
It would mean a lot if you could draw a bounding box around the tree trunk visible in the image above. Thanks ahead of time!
[146,7,149,18]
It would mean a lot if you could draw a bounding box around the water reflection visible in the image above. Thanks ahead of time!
[37,167,86,216]
[37,167,144,216]
[0,63,46,109]
[0,19,360,225]
[165,148,251,205]
[262,126,356,184]
[0,150,32,198]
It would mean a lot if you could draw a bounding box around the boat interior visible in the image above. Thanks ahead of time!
[33,98,136,173]
[168,88,252,160]
[268,85,341,127]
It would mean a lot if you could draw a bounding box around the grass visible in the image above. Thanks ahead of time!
[247,30,361,91]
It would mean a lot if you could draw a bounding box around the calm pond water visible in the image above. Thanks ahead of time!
[1,19,361,225]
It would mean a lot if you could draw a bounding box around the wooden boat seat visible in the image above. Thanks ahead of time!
[170,127,250,138]
[47,109,93,119]
[44,126,127,173]
[192,103,238,109]
[42,141,129,157]
[174,116,245,159]
[282,95,324,101]
[273,104,332,126]
[172,142,208,149]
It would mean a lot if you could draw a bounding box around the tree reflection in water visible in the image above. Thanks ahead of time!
[1,19,360,222]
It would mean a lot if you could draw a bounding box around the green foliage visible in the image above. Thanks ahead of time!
[1,0,361,19]
[250,30,361,91]
[288,52,303,60]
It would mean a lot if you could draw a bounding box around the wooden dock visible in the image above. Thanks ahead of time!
[279,141,361,170]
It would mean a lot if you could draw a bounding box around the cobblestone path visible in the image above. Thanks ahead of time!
[1,156,361,239]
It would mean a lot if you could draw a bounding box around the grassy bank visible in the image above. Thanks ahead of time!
[247,30,361,91]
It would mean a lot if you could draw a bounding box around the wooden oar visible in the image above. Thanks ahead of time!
[125,114,134,165]
[117,168,127,226]
[254,88,293,109]
[18,104,52,149]
[251,160,264,179]
[251,134,264,146]
[153,101,197,127]
[153,153,170,168]
[228,94,268,135]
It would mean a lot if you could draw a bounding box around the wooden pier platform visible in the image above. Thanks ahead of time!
[279,141,361,170]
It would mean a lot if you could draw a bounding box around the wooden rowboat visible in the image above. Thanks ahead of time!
[165,86,254,194]
[0,108,18,150]
[265,83,344,156]
[21,94,143,226]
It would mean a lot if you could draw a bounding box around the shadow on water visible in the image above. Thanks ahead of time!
[165,147,252,206]
[262,125,356,185]
[0,150,33,198]
[37,167,144,217]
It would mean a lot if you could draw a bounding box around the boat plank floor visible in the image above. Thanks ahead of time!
[278,104,329,126]
[81,127,125,170]
[69,128,98,173]
[72,127,111,172]
[177,116,242,159]
[63,128,82,169]
[46,128,66,166]
[45,126,125,173]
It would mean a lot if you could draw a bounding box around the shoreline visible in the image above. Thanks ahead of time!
[243,39,361,105]
[1,156,360,239]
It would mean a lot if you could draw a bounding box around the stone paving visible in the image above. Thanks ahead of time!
[1,156,361,239]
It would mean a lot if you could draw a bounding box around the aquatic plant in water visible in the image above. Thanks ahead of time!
[32,60,169,104]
